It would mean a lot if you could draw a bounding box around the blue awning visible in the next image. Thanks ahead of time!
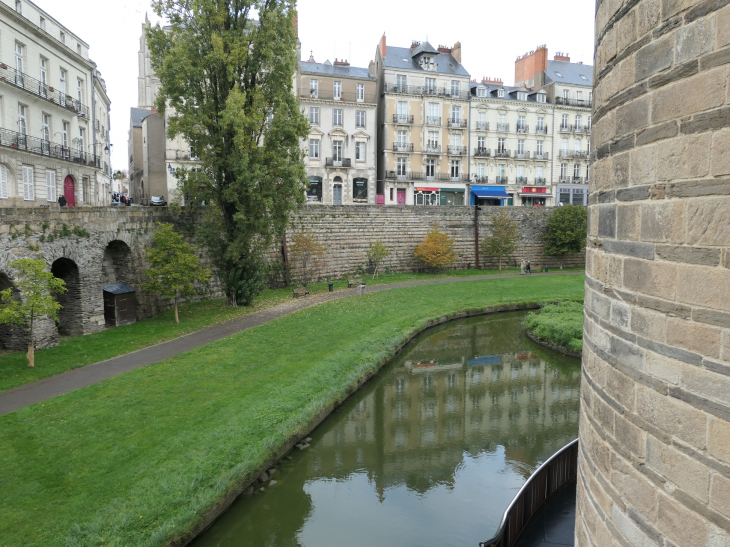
[472,188,510,198]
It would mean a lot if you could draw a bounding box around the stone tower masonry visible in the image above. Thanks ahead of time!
[579,0,730,546]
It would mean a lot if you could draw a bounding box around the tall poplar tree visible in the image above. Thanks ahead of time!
[147,0,308,306]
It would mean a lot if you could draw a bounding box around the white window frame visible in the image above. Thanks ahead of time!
[310,79,318,98]
[450,159,460,178]
[537,93,546,103]
[333,109,342,126]
[355,141,365,161]
[60,69,67,106]
[332,140,343,161]
[396,129,407,144]
[574,164,581,178]
[333,81,342,100]
[356,110,365,128]
[451,105,461,122]
[517,139,525,154]
[356,84,364,102]
[477,163,485,177]
[18,104,27,135]
[396,74,407,89]
[309,139,319,159]
[0,164,8,199]
[77,79,83,105]
[517,91,527,101]
[46,170,56,202]
[15,0,21,14]
[22,165,34,201]
[497,88,504,98]
[309,106,319,124]
[42,113,50,142]
[39,57,47,97]
[425,158,435,178]
[396,156,407,176]
[477,86,487,97]
[563,89,569,99]
[451,81,460,96]
[537,140,544,155]
[39,16,45,30]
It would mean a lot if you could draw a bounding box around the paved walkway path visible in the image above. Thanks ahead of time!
[0,271,582,416]
[515,482,576,547]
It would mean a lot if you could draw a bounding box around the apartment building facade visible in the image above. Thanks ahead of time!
[374,36,471,206]
[299,56,377,205]
[0,0,111,208]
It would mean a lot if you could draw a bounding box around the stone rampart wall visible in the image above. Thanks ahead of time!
[578,1,730,546]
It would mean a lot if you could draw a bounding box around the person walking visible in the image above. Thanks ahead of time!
[520,258,525,275]
[58,194,67,207]
[526,260,532,275]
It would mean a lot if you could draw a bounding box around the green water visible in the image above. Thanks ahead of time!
[191,311,581,547]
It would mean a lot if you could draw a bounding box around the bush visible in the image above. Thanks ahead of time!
[414,226,457,271]
[523,301,584,353]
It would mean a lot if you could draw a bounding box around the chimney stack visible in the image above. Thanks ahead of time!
[334,58,350,67]
[452,41,462,63]
[379,33,386,58]
[514,45,548,86]
[554,52,571,62]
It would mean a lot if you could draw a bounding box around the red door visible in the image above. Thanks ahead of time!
[63,176,75,207]
[397,189,406,205]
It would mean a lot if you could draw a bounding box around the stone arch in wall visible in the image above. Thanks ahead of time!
[51,257,83,336]
[0,271,26,351]
[101,240,134,287]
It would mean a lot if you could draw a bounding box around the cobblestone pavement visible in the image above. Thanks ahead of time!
[0,271,582,416]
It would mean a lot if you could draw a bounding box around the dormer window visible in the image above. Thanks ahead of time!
[15,1,21,14]
[555,72,563,78]
[517,91,527,101]
[536,92,546,103]
[477,86,487,98]
[497,88,505,98]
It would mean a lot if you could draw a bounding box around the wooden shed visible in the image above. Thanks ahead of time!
[103,284,137,327]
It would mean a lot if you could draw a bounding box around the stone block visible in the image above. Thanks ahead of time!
[636,33,675,82]
[611,300,631,329]
[682,365,730,407]
[723,330,730,361]
[603,240,655,260]
[657,493,709,547]
[645,350,683,384]
[630,144,657,186]
[687,197,730,246]
[675,16,716,63]
[594,111,617,149]
[657,133,711,182]
[599,204,617,238]
[617,96,650,138]
[667,317,722,358]
[593,391,617,434]
[612,152,631,190]
[647,436,711,502]
[652,68,726,124]
[677,265,730,312]
[725,248,730,269]
[594,250,625,287]
[655,244,721,266]
[641,200,687,243]
[611,505,655,547]
[631,307,668,342]
[617,9,638,53]
[615,413,647,458]
[711,130,730,176]
[637,384,709,449]
[639,0,662,37]
[617,204,642,241]
[610,452,658,518]
[708,418,730,465]
[663,0,704,19]
[710,474,730,519]
[717,3,730,47]
[624,258,677,299]
[604,361,638,410]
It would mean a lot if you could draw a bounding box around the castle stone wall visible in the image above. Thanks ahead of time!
[578,1,730,546]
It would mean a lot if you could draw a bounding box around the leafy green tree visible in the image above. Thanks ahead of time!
[414,227,457,271]
[147,0,308,307]
[0,259,66,367]
[367,239,391,279]
[481,210,520,271]
[290,232,326,288]
[143,223,211,324]
[544,205,588,269]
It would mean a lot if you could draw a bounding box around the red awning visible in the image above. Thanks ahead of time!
[414,187,439,192]
[521,187,547,193]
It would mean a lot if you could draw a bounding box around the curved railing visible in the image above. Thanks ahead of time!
[479,438,578,547]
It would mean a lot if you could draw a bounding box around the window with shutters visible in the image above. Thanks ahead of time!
[46,170,56,202]
[82,176,89,203]
[0,164,8,199]
[22,165,34,201]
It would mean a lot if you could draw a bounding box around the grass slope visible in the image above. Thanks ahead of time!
[523,301,585,353]
[0,275,584,547]
[0,267,582,392]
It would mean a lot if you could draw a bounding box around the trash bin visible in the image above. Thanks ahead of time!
[545,266,549,273]
[328,283,334,292]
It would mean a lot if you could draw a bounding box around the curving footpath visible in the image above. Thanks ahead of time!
[0,271,582,416]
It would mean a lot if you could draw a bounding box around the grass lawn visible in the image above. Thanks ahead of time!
[523,301,585,353]
[0,274,584,547]
[0,266,583,392]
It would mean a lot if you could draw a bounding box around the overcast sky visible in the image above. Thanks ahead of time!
[30,0,595,170]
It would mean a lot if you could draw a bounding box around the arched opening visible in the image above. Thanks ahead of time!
[63,175,75,207]
[333,176,343,205]
[51,257,82,336]
[102,240,133,286]
[0,272,25,351]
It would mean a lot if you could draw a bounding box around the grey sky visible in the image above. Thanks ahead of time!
[30,0,595,171]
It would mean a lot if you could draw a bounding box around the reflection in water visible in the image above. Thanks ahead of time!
[191,311,581,547]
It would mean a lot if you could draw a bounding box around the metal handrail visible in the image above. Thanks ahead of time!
[479,439,579,547]
[0,63,89,118]
[0,127,99,166]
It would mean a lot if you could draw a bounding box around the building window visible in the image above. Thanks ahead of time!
[356,110,365,128]
[497,88,504,98]
[425,77,436,93]
[15,43,23,78]
[498,163,506,178]
[575,115,582,130]
[451,105,461,122]
[396,74,406,89]
[333,109,342,126]
[356,84,364,102]
[518,115,526,130]
[60,31,65,43]
[563,89,569,99]
[333,81,341,100]
[537,140,544,155]
[309,107,319,124]
[477,86,487,97]
[451,80,460,96]
[46,170,56,202]
[353,178,367,201]
[62,121,69,148]
[18,104,27,135]
[308,176,322,202]
[517,165,525,180]
[477,136,485,149]
[589,92,593,103]
[450,159,460,179]
[356,141,366,161]
[310,79,318,98]
[22,165,34,201]
[425,158,435,178]
[309,139,319,159]
[587,116,592,129]
[561,138,568,153]
[577,90,583,101]
[536,166,544,181]
[561,114,569,129]
[537,117,544,131]
[0,165,8,199]
[332,140,343,161]
[477,163,485,177]
[427,130,438,150]
[560,189,570,204]
[517,139,525,155]
[586,165,590,182]
[77,79,83,105]
[536,92,546,103]
[517,91,527,101]
[497,138,506,153]
[397,101,408,118]
[59,69,67,105]
[396,157,407,176]
[42,113,50,142]
[561,163,568,181]
[574,164,581,178]
[39,58,48,97]
[15,0,21,14]
[77,44,81,55]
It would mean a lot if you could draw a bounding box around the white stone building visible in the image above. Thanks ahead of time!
[0,0,111,207]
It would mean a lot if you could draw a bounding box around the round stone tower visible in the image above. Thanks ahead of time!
[580,1,730,545]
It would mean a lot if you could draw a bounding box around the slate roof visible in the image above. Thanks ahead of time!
[103,283,136,295]
[470,82,549,104]
[410,41,439,57]
[299,61,375,80]
[544,60,593,86]
[382,46,470,77]
[130,108,152,128]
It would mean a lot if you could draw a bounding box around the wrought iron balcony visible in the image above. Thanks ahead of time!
[579,125,592,134]
[515,151,530,159]
[426,116,441,126]
[495,176,509,184]
[0,63,89,118]
[447,145,467,155]
[474,147,490,157]
[535,126,549,135]
[559,124,573,132]
[384,83,422,95]
[534,152,550,160]
[0,127,99,166]
[476,121,489,130]
[496,123,509,132]
[393,114,414,124]
[535,177,547,185]
[424,144,441,153]
[559,150,589,159]
[325,157,351,167]
[516,124,529,134]
[555,97,592,108]
[494,149,511,158]
[448,118,468,128]
[393,142,414,152]
[384,83,470,99]
[516,176,528,184]
[385,170,411,180]
[568,176,585,184]
[442,172,470,181]
[473,175,488,183]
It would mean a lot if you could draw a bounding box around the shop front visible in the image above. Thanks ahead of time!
[519,186,552,206]
[413,187,466,206]
[470,186,512,206]
[557,185,588,206]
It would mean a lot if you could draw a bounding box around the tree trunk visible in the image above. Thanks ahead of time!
[226,291,237,307]
[499,258,502,272]
[174,296,179,324]
[27,344,34,367]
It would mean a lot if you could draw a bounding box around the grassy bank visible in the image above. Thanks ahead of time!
[523,301,585,354]
[0,267,583,392]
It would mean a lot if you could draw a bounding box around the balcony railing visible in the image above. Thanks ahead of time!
[385,171,469,181]
[0,127,99,166]
[448,118,468,128]
[495,176,509,184]
[447,145,467,155]
[476,121,489,131]
[426,116,441,126]
[535,177,547,185]
[167,149,199,161]
[494,149,511,158]
[473,175,488,183]
[393,114,414,124]
[559,150,589,159]
[384,83,470,99]
[515,151,530,160]
[393,142,414,152]
[496,123,509,132]
[0,64,90,118]
[578,125,591,134]
[568,176,585,184]
[325,157,351,167]
[535,126,549,135]
[474,147,491,157]
[516,125,529,134]
[424,144,441,153]
[299,87,376,104]
[555,97,592,108]
[559,124,573,132]
[533,152,550,160]
[516,176,528,184]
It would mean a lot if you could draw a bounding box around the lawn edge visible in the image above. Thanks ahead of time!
[168,299,568,547]
[525,329,582,359]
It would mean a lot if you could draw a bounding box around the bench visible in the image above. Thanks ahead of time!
[348,278,364,288]
[292,287,310,298]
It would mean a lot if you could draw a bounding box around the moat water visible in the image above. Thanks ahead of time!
[191,311,581,547]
